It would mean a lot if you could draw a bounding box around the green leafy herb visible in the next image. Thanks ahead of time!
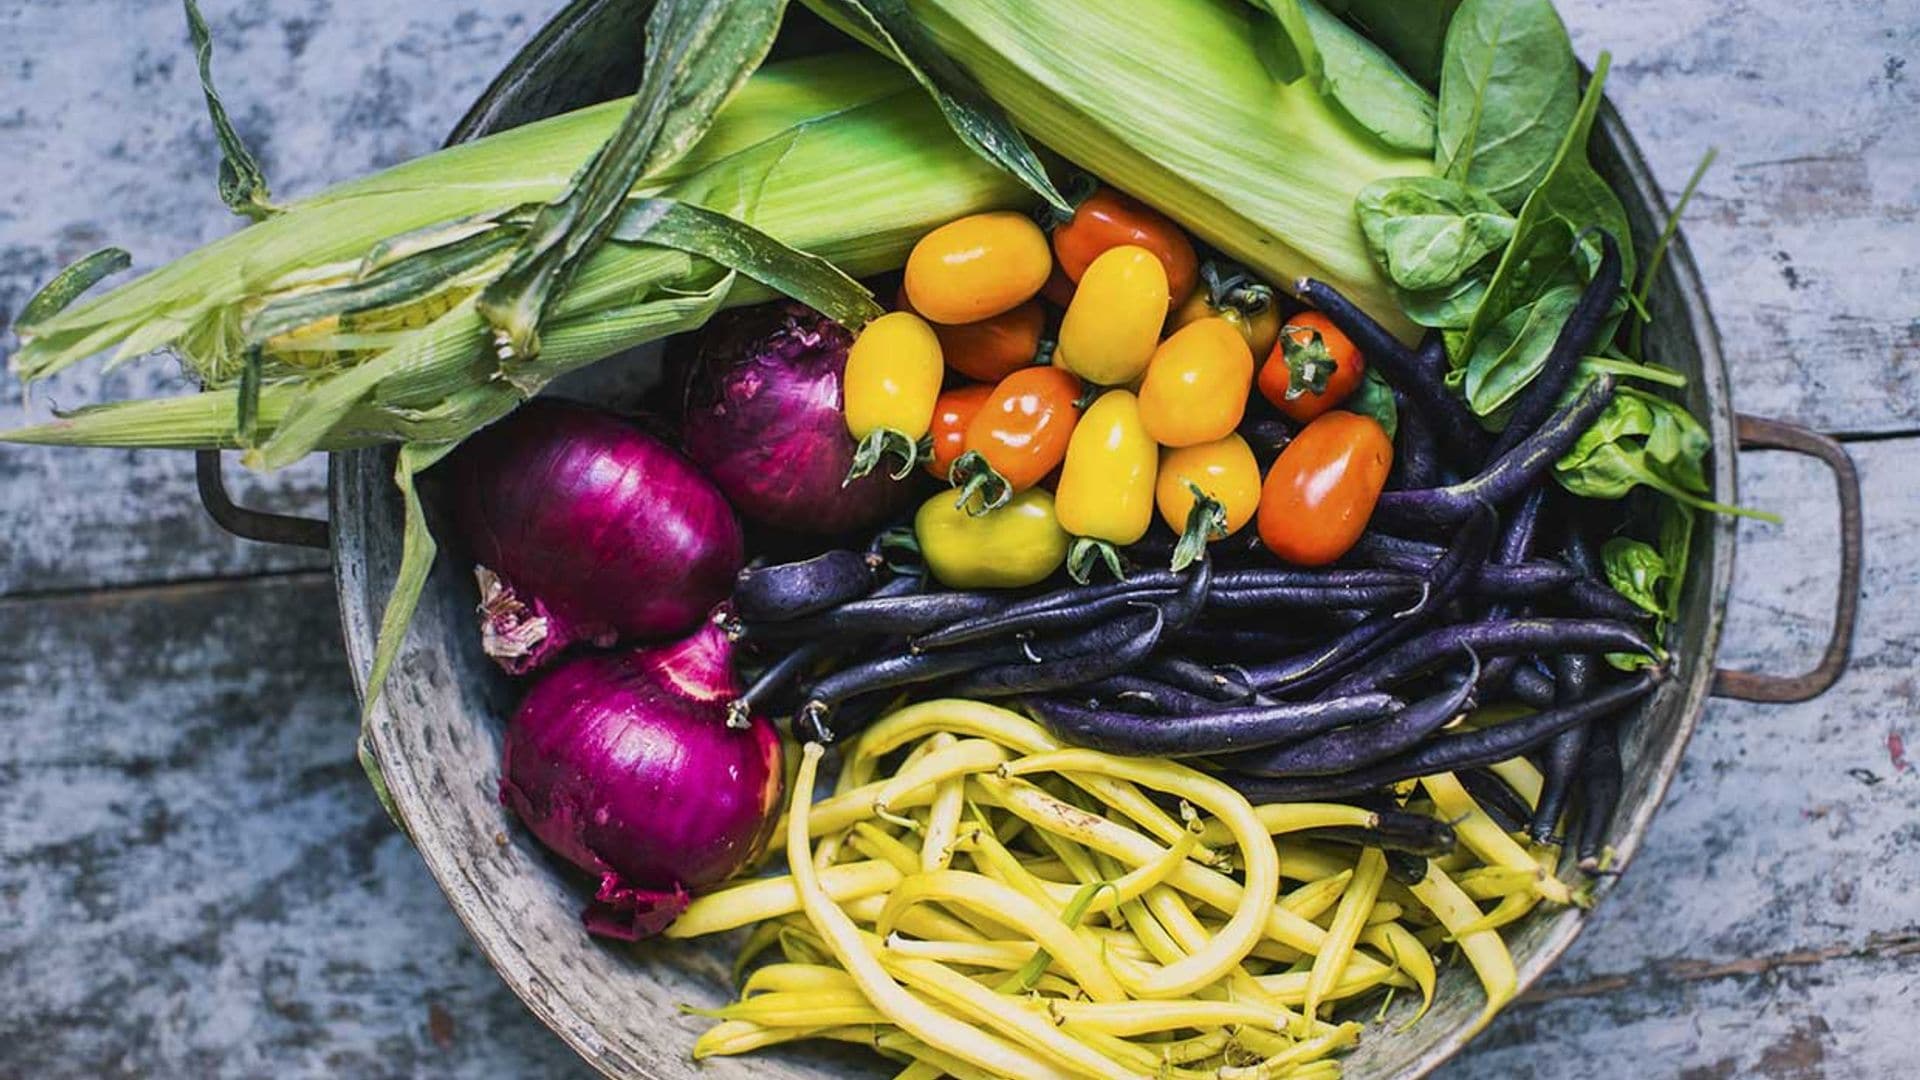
[1356,175,1514,292]
[1459,52,1634,364]
[1600,536,1666,617]
[1317,0,1464,89]
[478,0,787,361]
[1463,280,1580,414]
[1346,368,1400,440]
[1301,0,1437,154]
[806,0,1071,214]
[1400,274,1489,331]
[1555,385,1779,521]
[1628,146,1717,356]
[1246,0,1327,87]
[184,0,278,221]
[1435,0,1578,210]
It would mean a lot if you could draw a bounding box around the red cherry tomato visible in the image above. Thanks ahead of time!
[926,383,994,479]
[1258,312,1366,423]
[1052,187,1199,306]
[1257,411,1393,566]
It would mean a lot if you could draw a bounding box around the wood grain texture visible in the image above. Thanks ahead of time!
[0,0,1911,1077]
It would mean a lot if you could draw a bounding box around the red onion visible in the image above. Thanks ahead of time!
[449,401,744,674]
[683,302,914,535]
[500,616,783,940]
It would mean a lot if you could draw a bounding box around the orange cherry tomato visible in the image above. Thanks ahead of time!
[1052,187,1198,306]
[962,366,1083,495]
[897,286,1044,383]
[904,211,1052,324]
[1257,411,1393,567]
[926,383,994,479]
[1258,311,1366,424]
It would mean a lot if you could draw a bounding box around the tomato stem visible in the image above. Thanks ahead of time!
[947,450,1012,516]
[1067,537,1127,585]
[1171,483,1228,572]
[844,428,922,485]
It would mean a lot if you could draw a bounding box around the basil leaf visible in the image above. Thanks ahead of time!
[479,0,788,361]
[806,0,1070,214]
[1346,368,1400,440]
[1460,53,1634,361]
[1302,0,1436,154]
[1463,280,1580,414]
[1436,0,1577,210]
[1356,175,1514,292]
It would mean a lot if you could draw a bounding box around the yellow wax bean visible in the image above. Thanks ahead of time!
[1422,772,1572,904]
[786,744,1074,1080]
[1219,1021,1363,1079]
[878,869,1127,1002]
[1407,861,1517,1031]
[1302,848,1386,1033]
[1002,749,1278,998]
[882,953,1147,1080]
[667,860,902,938]
[976,775,1393,979]
[691,1019,841,1060]
[1197,802,1376,846]
[1282,871,1355,922]
[715,990,886,1028]
[1047,998,1288,1036]
[740,963,858,998]
[1359,921,1436,1021]
[876,738,1010,812]
[884,934,1037,971]
[844,892,986,944]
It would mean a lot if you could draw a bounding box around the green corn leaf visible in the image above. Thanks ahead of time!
[804,0,1070,214]
[477,0,788,361]
[611,197,882,329]
[361,439,459,720]
[183,0,277,221]
[16,247,131,334]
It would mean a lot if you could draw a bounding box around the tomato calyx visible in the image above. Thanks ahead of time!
[1280,328,1338,399]
[948,449,1013,516]
[1199,260,1275,319]
[845,429,928,484]
[1066,536,1128,584]
[1170,482,1229,573]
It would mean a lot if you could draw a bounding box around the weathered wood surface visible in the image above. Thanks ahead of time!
[0,0,1913,1077]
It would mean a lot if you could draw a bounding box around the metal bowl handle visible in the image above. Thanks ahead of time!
[1711,415,1863,703]
[195,448,330,549]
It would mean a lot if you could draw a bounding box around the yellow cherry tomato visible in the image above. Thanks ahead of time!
[842,311,946,479]
[904,212,1052,325]
[915,487,1069,589]
[1056,245,1170,385]
[1137,316,1254,448]
[1056,390,1159,570]
[1171,281,1282,357]
[1157,434,1263,539]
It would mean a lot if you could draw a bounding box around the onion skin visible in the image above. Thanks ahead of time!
[500,617,783,941]
[683,303,914,535]
[450,401,744,674]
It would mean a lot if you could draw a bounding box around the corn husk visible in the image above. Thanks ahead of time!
[885,0,1434,335]
[7,53,1027,462]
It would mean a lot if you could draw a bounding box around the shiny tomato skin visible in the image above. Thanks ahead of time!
[905,211,1052,324]
[926,383,994,479]
[1053,187,1199,304]
[1258,312,1366,424]
[964,365,1083,492]
[1257,411,1393,566]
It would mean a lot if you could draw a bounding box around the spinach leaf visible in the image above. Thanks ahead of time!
[1400,274,1488,330]
[1246,0,1326,86]
[1600,536,1667,618]
[1318,0,1463,89]
[1356,175,1513,291]
[1555,386,1778,521]
[1657,497,1696,619]
[1345,368,1400,440]
[1436,0,1577,210]
[1460,53,1635,363]
[1628,147,1716,357]
[1463,280,1579,414]
[1303,0,1437,154]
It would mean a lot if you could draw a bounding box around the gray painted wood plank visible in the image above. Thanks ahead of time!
[0,574,591,1079]
[0,0,538,596]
